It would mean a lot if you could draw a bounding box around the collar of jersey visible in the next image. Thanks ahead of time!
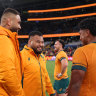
[24,45,41,57]
[24,45,34,53]
[56,50,64,55]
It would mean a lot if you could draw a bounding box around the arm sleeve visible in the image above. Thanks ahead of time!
[0,37,25,96]
[58,52,67,61]
[72,48,87,71]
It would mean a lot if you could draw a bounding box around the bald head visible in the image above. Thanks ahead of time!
[1,8,21,32]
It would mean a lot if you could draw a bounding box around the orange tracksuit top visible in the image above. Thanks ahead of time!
[21,45,55,96]
[0,26,25,96]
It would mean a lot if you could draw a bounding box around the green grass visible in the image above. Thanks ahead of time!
[46,60,72,96]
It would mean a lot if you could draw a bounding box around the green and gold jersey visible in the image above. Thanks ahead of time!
[54,51,68,80]
[72,43,96,96]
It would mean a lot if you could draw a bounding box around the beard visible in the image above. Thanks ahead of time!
[32,47,42,55]
[54,48,58,53]
[82,40,88,46]
[10,27,18,32]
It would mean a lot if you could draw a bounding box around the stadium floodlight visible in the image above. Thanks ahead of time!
[17,33,80,38]
[27,12,96,21]
[28,3,96,13]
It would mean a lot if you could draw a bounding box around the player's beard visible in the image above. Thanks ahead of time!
[82,39,88,46]
[10,27,18,32]
[32,47,42,55]
[54,47,59,53]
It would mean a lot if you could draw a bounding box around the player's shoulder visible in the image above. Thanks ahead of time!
[75,43,94,53]
[0,35,11,43]
[85,43,96,49]
[57,50,67,58]
[74,46,86,57]
[59,50,66,55]
[21,45,29,53]
[20,46,30,59]
[0,35,14,50]
[73,44,91,57]
[20,47,26,55]
[74,47,83,53]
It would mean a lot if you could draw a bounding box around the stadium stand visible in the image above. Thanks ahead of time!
[0,0,96,57]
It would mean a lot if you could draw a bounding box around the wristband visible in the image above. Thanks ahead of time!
[58,73,62,77]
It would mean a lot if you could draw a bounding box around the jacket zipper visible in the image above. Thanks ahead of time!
[36,57,43,96]
[39,62,43,96]
[24,47,44,95]
[15,35,22,75]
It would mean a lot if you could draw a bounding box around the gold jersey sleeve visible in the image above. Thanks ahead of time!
[57,51,68,61]
[72,47,87,71]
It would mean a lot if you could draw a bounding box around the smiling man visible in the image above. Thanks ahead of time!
[21,31,55,96]
[54,39,69,96]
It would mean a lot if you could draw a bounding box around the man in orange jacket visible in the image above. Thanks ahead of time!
[0,8,24,96]
[21,31,55,96]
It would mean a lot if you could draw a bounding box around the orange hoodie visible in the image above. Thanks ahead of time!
[0,26,24,96]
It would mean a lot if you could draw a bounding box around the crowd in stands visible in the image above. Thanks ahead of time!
[19,36,81,57]
[43,43,82,57]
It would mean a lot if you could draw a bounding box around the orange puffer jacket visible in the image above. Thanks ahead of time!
[0,26,25,96]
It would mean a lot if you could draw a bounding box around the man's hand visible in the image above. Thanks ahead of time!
[56,73,62,78]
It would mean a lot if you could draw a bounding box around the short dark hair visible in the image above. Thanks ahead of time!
[28,31,43,40]
[78,17,96,36]
[56,39,65,48]
[2,8,20,16]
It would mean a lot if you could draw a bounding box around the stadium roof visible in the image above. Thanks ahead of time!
[0,0,96,10]
[0,0,96,21]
